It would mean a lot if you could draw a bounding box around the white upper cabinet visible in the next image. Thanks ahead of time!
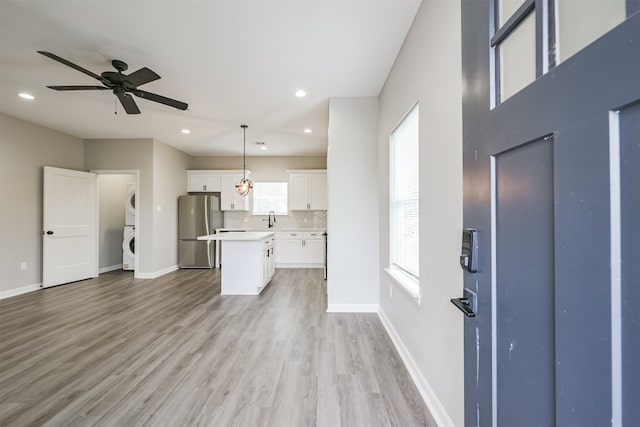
[187,170,250,211]
[288,170,327,210]
[187,171,221,192]
[220,173,250,211]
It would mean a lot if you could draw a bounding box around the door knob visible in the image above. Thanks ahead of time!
[46,230,54,235]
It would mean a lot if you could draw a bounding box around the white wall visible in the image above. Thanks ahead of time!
[97,174,135,271]
[377,1,463,426]
[327,97,379,312]
[0,113,84,297]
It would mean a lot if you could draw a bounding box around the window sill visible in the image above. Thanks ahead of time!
[384,267,421,306]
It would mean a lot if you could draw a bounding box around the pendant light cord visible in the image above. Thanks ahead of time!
[241,124,248,180]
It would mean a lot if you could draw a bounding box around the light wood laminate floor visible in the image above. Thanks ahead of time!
[0,268,436,427]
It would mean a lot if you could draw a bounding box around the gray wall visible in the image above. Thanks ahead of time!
[85,138,192,276]
[192,155,327,180]
[83,139,156,274]
[327,97,380,311]
[377,1,463,425]
[0,113,84,295]
[97,174,135,270]
[152,140,192,272]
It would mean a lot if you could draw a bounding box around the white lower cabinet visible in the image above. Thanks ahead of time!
[262,236,275,288]
[276,231,325,267]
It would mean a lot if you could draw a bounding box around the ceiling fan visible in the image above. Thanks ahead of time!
[37,51,188,114]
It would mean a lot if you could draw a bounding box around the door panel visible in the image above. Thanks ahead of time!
[620,103,640,423]
[494,137,555,426]
[43,166,97,287]
[554,116,612,426]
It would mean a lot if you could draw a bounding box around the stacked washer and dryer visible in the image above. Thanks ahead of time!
[122,183,136,271]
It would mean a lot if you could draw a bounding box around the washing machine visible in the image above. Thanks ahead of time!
[122,226,135,271]
[125,183,136,226]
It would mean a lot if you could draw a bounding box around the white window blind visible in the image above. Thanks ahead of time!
[390,104,419,279]
[252,182,288,215]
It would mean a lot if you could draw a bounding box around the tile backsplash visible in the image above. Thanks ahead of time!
[224,210,327,230]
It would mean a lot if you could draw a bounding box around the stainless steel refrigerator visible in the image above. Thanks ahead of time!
[178,194,223,268]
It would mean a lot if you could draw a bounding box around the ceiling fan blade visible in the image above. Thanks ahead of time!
[134,90,188,111]
[47,85,108,91]
[125,67,160,88]
[115,91,141,114]
[37,51,102,81]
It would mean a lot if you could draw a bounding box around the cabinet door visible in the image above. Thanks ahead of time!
[290,174,310,210]
[187,173,206,192]
[222,174,250,211]
[309,174,327,210]
[303,239,324,264]
[204,174,221,192]
[220,174,235,210]
[232,174,250,211]
[283,238,304,263]
[274,236,285,263]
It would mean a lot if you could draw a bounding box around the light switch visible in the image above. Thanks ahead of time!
[156,204,162,213]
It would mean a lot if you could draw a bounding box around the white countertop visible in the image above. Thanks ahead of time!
[198,231,275,241]
[215,227,326,233]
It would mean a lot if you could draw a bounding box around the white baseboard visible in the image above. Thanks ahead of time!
[275,263,324,269]
[0,283,41,300]
[136,264,179,279]
[326,303,379,313]
[378,307,455,427]
[99,264,122,274]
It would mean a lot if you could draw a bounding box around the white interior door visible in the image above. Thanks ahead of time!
[43,166,97,287]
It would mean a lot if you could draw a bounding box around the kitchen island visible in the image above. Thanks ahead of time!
[198,232,275,295]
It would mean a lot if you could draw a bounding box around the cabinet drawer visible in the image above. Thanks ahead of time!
[284,232,302,238]
[303,231,323,239]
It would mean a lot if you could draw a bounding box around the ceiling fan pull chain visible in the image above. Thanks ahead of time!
[114,96,118,115]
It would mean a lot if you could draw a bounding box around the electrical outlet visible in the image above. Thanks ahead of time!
[20,262,27,271]
[389,285,393,298]
[243,217,249,223]
[304,217,308,223]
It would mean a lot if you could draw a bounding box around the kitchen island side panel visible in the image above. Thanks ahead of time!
[220,240,263,295]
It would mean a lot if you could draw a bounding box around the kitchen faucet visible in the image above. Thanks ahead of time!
[267,211,277,228]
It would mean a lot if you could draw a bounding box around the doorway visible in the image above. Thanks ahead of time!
[94,171,139,278]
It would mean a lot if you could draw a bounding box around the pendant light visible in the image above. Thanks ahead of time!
[236,124,253,196]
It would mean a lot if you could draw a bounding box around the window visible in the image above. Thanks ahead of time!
[252,182,288,215]
[388,104,419,300]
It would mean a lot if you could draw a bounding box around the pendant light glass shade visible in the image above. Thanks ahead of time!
[236,124,253,196]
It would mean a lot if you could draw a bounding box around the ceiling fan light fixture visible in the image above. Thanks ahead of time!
[18,92,35,100]
[236,124,253,196]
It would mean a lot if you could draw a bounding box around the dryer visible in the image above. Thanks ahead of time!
[125,183,136,226]
[122,226,135,270]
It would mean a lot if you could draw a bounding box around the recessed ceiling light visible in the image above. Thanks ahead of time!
[181,129,191,134]
[304,128,312,134]
[260,146,268,150]
[295,90,307,98]
[18,93,35,100]
[256,141,267,150]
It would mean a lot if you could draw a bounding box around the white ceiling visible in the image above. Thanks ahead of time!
[0,0,420,157]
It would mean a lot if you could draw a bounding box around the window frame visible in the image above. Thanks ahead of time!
[251,181,288,216]
[387,103,421,304]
